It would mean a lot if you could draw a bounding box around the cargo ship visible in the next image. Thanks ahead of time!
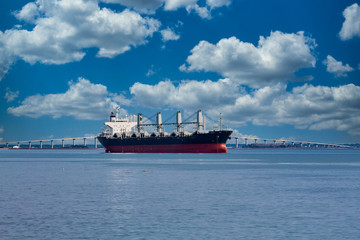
[97,108,232,153]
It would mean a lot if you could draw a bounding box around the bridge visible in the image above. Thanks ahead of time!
[0,134,351,149]
[230,136,351,149]
[0,136,98,149]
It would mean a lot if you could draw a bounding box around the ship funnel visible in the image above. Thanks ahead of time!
[176,111,182,132]
[197,110,203,132]
[110,112,116,122]
[156,112,163,133]
[137,113,143,132]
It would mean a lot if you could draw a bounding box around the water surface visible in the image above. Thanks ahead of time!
[1,148,360,239]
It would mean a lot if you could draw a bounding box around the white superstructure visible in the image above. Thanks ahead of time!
[103,107,137,136]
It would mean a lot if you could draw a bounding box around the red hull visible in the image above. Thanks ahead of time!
[106,143,228,153]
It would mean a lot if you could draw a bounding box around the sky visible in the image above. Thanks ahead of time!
[0,0,360,144]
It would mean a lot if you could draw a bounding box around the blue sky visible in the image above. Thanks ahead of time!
[1,0,360,144]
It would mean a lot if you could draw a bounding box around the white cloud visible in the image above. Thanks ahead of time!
[129,76,360,135]
[160,27,180,42]
[323,55,354,77]
[0,0,160,79]
[14,2,40,24]
[0,0,232,80]
[101,0,230,18]
[146,65,156,77]
[186,4,211,19]
[130,78,239,110]
[4,88,19,102]
[110,92,132,106]
[206,0,231,9]
[339,3,360,40]
[222,83,360,135]
[164,0,198,10]
[0,38,16,81]
[181,31,316,88]
[101,0,164,14]
[7,78,128,120]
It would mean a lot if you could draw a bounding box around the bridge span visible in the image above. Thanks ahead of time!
[0,136,98,149]
[0,135,351,149]
[230,136,351,149]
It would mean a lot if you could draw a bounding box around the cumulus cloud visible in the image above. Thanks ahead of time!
[206,0,231,9]
[163,0,198,10]
[101,0,164,14]
[130,78,239,110]
[181,31,316,88]
[0,0,160,80]
[339,3,360,40]
[184,0,231,19]
[221,83,360,135]
[0,39,16,81]
[4,88,19,102]
[129,77,360,135]
[101,0,230,18]
[0,0,232,80]
[186,4,211,19]
[14,2,40,24]
[323,55,354,77]
[7,78,128,120]
[160,28,180,42]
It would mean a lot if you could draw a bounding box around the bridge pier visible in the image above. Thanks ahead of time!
[1,136,100,149]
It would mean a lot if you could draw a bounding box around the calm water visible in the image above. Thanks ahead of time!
[1,148,360,239]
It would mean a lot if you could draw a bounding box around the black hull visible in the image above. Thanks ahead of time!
[97,130,232,153]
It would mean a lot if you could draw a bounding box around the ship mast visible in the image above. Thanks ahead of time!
[220,113,222,130]
[115,106,120,121]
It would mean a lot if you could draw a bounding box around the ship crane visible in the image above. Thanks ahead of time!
[137,110,206,133]
[97,109,232,153]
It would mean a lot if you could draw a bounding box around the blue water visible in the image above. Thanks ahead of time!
[1,149,360,239]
